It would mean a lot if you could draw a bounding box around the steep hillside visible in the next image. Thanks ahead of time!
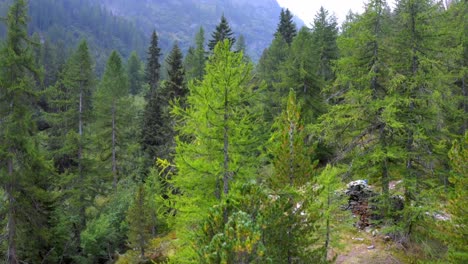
[97,0,297,60]
[0,0,147,73]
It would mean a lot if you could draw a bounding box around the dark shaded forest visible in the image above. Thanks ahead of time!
[0,0,466,263]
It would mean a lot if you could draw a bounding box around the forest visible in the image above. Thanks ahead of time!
[0,0,466,263]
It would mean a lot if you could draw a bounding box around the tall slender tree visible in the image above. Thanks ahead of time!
[94,51,129,189]
[145,31,161,95]
[0,1,52,262]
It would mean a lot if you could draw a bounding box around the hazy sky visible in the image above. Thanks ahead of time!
[276,0,368,26]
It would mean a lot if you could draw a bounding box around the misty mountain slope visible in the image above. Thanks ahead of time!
[98,0,302,60]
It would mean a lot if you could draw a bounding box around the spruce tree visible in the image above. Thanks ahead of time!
[145,30,161,95]
[141,30,167,165]
[166,43,187,105]
[0,1,52,262]
[276,8,297,45]
[208,15,236,51]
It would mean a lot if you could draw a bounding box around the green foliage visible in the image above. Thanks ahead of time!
[127,51,144,95]
[126,184,152,259]
[446,133,468,262]
[276,8,297,45]
[170,40,263,262]
[0,1,53,262]
[208,15,236,51]
[184,27,207,82]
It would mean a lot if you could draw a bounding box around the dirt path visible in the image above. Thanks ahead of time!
[334,231,403,264]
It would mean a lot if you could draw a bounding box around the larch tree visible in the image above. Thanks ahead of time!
[208,15,236,51]
[316,0,400,217]
[184,27,206,82]
[171,40,263,262]
[94,51,129,189]
[46,39,96,261]
[265,90,323,263]
[0,0,52,262]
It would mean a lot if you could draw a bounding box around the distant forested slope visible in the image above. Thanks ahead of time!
[0,0,147,73]
[97,0,294,60]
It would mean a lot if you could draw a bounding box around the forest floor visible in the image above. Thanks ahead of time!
[333,226,409,264]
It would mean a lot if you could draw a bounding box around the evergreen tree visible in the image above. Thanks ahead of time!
[446,133,468,262]
[316,0,399,217]
[208,15,236,51]
[127,51,143,95]
[94,51,129,189]
[311,7,339,84]
[257,35,290,123]
[264,90,322,263]
[279,27,323,123]
[276,8,297,45]
[126,184,152,259]
[184,27,207,82]
[46,39,96,262]
[0,1,52,262]
[145,30,161,95]
[166,43,187,106]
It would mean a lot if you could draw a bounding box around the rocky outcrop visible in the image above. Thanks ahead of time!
[344,180,404,229]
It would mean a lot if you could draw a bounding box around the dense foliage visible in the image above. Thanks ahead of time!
[0,0,466,263]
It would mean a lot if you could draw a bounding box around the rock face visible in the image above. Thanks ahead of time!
[344,180,404,229]
[345,180,377,229]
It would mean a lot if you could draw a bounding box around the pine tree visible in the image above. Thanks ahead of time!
[94,51,129,189]
[127,51,143,95]
[276,8,297,45]
[0,1,52,262]
[208,15,236,51]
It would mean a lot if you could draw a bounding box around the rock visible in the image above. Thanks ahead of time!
[367,245,375,250]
